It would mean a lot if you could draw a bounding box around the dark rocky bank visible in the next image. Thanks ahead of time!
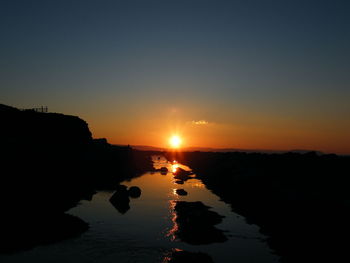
[166,151,350,262]
[0,104,152,253]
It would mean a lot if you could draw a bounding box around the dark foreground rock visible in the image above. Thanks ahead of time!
[173,201,227,245]
[0,213,88,254]
[0,104,152,252]
[164,249,214,263]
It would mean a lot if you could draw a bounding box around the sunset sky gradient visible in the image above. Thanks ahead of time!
[1,0,349,153]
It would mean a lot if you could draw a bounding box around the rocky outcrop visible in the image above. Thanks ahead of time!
[1,104,92,151]
[1,104,95,213]
[0,104,151,252]
[110,185,131,214]
[167,151,350,262]
[159,166,168,175]
[128,186,142,198]
[175,189,188,196]
[173,167,192,181]
[173,201,227,245]
[110,185,142,214]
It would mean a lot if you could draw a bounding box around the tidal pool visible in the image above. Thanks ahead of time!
[0,156,278,263]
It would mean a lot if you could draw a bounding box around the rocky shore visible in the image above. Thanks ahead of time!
[166,151,350,262]
[0,104,152,252]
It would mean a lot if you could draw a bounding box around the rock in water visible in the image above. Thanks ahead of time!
[173,201,227,245]
[160,167,168,175]
[176,189,188,196]
[128,186,142,198]
[109,185,130,214]
[160,167,168,172]
[173,168,192,181]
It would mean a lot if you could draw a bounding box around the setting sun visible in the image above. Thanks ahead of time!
[169,135,182,148]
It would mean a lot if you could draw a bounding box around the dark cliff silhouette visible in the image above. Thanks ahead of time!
[0,104,152,253]
[166,151,350,262]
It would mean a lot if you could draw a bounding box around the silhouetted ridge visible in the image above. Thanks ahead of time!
[1,104,92,149]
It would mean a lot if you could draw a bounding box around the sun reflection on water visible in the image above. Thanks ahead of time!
[166,200,179,242]
[172,163,179,173]
[172,188,177,196]
[162,248,183,263]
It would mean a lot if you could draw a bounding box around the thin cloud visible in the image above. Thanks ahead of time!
[192,120,209,125]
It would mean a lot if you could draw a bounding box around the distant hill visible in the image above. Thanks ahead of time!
[127,144,324,155]
[129,145,166,151]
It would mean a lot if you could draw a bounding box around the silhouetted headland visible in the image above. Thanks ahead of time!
[0,104,152,252]
[166,151,350,262]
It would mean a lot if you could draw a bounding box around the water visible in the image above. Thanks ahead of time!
[1,156,279,263]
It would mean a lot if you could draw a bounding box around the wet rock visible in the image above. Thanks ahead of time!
[128,186,142,198]
[165,249,214,263]
[175,180,184,185]
[160,167,168,172]
[116,184,128,192]
[173,201,227,245]
[176,189,188,196]
[0,213,89,254]
[160,167,168,175]
[173,168,192,181]
[109,185,130,214]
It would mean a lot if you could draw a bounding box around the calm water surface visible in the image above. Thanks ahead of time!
[1,156,279,263]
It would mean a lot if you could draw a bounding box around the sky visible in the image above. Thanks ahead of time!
[1,0,349,153]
